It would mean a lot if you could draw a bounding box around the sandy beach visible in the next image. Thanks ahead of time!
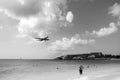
[0,60,120,80]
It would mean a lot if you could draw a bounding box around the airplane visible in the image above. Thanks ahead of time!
[35,36,50,42]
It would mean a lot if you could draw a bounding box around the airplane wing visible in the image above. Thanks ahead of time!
[34,36,50,41]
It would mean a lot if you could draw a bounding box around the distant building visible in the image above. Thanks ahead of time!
[88,55,95,59]
[90,52,103,58]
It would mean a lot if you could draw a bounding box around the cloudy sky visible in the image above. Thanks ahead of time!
[0,0,120,59]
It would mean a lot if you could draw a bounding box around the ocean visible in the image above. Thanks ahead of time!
[0,59,120,80]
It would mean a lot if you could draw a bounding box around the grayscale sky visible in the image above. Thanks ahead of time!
[0,0,120,59]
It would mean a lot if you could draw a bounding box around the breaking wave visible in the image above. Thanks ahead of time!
[68,76,89,80]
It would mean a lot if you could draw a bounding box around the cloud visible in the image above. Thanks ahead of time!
[66,11,74,23]
[0,26,3,30]
[0,7,19,20]
[48,34,95,51]
[0,0,74,40]
[84,3,120,38]
[91,22,118,37]
[109,3,120,27]
[109,3,120,17]
[18,0,25,5]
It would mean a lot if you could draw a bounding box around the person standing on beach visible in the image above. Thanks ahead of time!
[79,65,84,75]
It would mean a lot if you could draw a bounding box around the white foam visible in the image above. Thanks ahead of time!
[68,76,89,80]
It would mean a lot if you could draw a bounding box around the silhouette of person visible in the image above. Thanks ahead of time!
[79,65,84,75]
